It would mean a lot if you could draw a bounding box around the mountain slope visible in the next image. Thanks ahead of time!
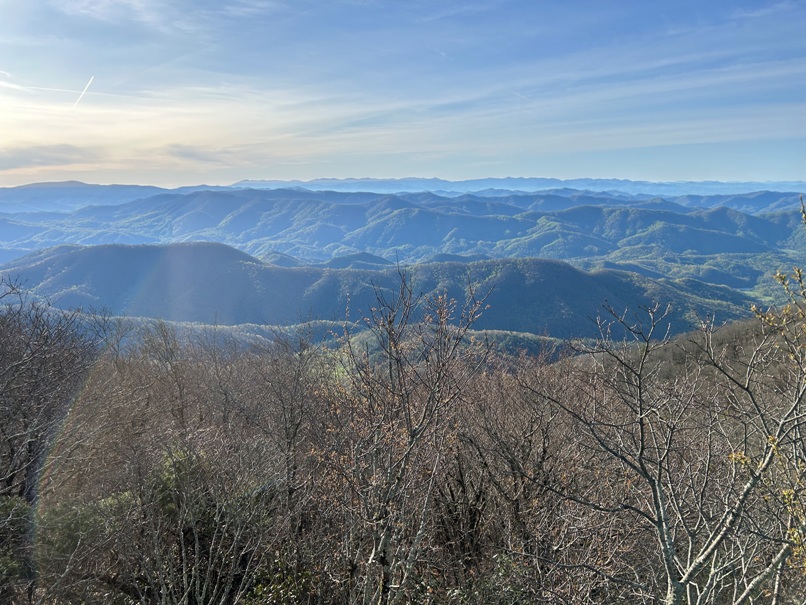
[0,243,754,339]
[0,186,803,299]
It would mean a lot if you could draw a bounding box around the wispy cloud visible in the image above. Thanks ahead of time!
[51,0,151,21]
[47,0,199,34]
[165,144,237,164]
[0,81,26,92]
[731,1,794,20]
[414,0,508,23]
[47,0,295,35]
[0,144,98,171]
[217,0,285,17]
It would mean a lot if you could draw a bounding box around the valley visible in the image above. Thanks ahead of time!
[0,179,802,341]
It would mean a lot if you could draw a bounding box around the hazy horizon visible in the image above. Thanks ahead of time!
[3,175,806,194]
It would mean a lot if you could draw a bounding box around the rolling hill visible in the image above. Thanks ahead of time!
[0,242,755,340]
[0,188,803,277]
[0,182,802,336]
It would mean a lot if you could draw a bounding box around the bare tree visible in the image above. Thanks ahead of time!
[0,281,102,603]
[313,273,487,604]
[34,321,292,605]
[523,303,806,604]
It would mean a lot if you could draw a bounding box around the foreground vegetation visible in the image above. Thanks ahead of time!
[2,272,806,604]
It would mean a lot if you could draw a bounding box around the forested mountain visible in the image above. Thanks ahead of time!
[0,242,754,339]
[0,185,803,299]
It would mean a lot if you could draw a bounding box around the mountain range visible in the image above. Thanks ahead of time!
[0,179,803,342]
[0,184,803,296]
[0,241,754,340]
[234,177,806,197]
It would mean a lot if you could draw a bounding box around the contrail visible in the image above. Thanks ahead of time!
[72,76,94,109]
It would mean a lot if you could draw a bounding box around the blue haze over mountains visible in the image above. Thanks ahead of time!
[0,178,804,341]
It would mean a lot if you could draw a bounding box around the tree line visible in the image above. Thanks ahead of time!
[1,273,805,604]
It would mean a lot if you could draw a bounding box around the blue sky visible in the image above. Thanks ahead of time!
[1,0,804,186]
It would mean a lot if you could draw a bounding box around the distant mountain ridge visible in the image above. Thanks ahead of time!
[0,181,232,212]
[2,178,804,214]
[234,177,806,196]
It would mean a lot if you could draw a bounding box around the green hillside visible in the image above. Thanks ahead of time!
[0,242,754,340]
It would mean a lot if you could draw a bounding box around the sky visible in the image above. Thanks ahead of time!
[1,0,805,187]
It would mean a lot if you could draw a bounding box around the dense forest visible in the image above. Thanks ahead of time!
[2,266,806,605]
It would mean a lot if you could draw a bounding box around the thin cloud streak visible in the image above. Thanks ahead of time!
[72,76,94,109]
